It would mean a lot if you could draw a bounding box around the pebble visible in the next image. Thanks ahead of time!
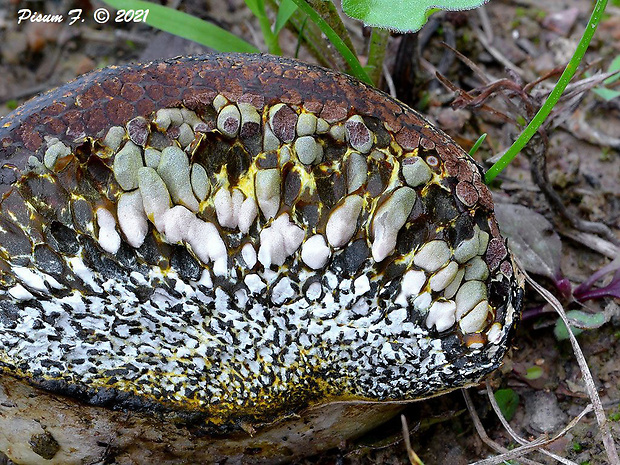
[295,136,323,165]
[144,148,162,169]
[395,269,426,307]
[190,163,210,202]
[455,280,487,319]
[217,105,241,138]
[181,108,203,129]
[241,243,257,269]
[177,123,194,147]
[212,94,227,112]
[258,213,304,267]
[459,300,489,333]
[269,103,297,143]
[126,116,149,146]
[239,103,261,138]
[263,125,280,152]
[429,261,459,292]
[297,113,318,136]
[464,256,489,281]
[103,126,126,151]
[238,197,258,234]
[444,268,465,299]
[187,218,228,276]
[525,391,568,434]
[345,115,373,153]
[454,227,480,263]
[426,300,457,332]
[305,281,322,300]
[346,152,368,193]
[316,118,329,133]
[44,140,71,170]
[137,167,172,232]
[96,208,121,254]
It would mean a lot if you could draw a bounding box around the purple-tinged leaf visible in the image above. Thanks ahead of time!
[573,255,620,300]
[575,269,620,301]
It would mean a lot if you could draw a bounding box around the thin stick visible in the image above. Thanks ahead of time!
[401,415,425,465]
[383,63,397,99]
[470,399,593,465]
[525,271,620,465]
[463,389,544,465]
[474,27,525,78]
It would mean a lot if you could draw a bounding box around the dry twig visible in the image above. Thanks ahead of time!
[473,27,526,78]
[469,389,593,465]
[383,63,397,99]
[486,384,581,465]
[525,133,620,246]
[559,228,620,259]
[463,389,545,465]
[401,415,425,465]
[525,269,620,465]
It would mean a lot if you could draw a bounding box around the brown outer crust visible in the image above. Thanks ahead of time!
[0,53,486,208]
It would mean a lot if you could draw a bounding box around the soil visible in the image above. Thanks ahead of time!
[0,0,619,464]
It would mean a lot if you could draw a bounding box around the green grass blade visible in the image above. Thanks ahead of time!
[485,0,608,184]
[290,0,373,85]
[306,0,358,61]
[244,0,282,54]
[468,133,487,156]
[244,0,261,16]
[101,0,259,53]
[294,17,308,59]
[275,0,298,34]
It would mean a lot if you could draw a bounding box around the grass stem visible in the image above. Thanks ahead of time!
[484,0,608,184]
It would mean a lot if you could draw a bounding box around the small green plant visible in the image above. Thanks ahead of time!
[592,55,620,101]
[609,405,620,421]
[485,0,609,183]
[341,0,488,32]
[102,0,258,53]
[524,366,543,380]
[494,388,519,421]
[554,310,607,341]
[468,133,487,156]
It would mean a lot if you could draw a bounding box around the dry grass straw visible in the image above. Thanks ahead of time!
[466,266,619,465]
